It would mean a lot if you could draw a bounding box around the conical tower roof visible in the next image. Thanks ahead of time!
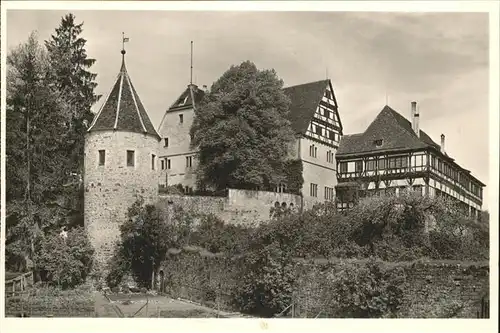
[88,50,160,140]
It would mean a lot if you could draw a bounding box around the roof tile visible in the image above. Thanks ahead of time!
[88,55,160,140]
[283,80,330,134]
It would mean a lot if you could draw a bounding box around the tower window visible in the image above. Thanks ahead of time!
[127,150,135,167]
[179,114,184,124]
[161,159,165,170]
[151,154,156,170]
[167,159,171,170]
[164,138,169,147]
[186,156,192,168]
[98,150,105,166]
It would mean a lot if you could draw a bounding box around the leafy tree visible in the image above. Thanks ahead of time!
[34,227,94,289]
[109,198,175,288]
[190,61,295,191]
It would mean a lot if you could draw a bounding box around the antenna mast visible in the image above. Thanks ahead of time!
[190,41,193,85]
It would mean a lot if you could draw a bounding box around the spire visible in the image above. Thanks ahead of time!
[87,36,160,140]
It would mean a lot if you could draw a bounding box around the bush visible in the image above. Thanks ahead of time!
[231,243,295,317]
[320,259,406,318]
[108,198,175,288]
[34,227,94,289]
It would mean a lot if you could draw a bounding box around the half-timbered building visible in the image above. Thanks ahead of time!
[283,79,343,207]
[335,102,485,218]
[157,79,344,207]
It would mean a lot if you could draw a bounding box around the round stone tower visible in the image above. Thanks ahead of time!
[84,48,161,270]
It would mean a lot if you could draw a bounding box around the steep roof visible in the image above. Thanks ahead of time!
[168,84,205,112]
[337,105,440,156]
[283,79,331,134]
[88,52,160,140]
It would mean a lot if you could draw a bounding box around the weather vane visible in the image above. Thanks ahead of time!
[122,32,129,55]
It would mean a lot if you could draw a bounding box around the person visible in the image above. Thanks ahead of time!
[59,227,68,240]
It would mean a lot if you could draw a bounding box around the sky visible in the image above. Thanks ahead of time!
[5,10,490,208]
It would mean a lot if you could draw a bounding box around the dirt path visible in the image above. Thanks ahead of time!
[93,292,121,317]
[95,293,249,318]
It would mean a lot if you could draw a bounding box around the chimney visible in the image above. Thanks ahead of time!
[440,134,445,154]
[411,101,420,136]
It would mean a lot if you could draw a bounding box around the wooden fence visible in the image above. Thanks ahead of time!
[5,271,34,297]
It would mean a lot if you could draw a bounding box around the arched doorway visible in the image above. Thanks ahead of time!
[159,270,165,293]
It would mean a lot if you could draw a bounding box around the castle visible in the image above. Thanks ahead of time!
[84,48,485,267]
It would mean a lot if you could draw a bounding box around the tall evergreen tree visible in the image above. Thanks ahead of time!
[190,61,295,191]
[45,13,100,177]
[5,32,70,271]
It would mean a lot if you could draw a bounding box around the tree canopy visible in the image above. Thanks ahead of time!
[5,13,99,282]
[190,61,296,191]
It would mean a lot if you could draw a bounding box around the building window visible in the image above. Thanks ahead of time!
[326,151,334,164]
[324,186,334,201]
[151,154,156,170]
[339,162,347,173]
[98,150,105,166]
[179,114,184,124]
[378,158,386,169]
[167,159,171,170]
[276,183,286,193]
[310,183,318,197]
[374,139,383,147]
[309,145,317,158]
[315,125,322,136]
[324,109,330,119]
[325,90,332,99]
[355,160,363,173]
[329,130,335,140]
[127,150,135,167]
[164,138,169,147]
[186,156,192,168]
[161,159,165,170]
[366,160,376,171]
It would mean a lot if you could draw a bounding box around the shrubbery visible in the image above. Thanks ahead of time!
[107,197,175,288]
[232,243,295,317]
[34,227,94,289]
[320,259,406,318]
[108,191,488,318]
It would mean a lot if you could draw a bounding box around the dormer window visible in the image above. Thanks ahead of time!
[179,95,189,106]
[374,139,383,147]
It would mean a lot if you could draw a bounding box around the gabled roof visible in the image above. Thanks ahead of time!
[168,84,205,112]
[337,105,486,186]
[283,79,334,134]
[337,105,440,156]
[88,53,160,140]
